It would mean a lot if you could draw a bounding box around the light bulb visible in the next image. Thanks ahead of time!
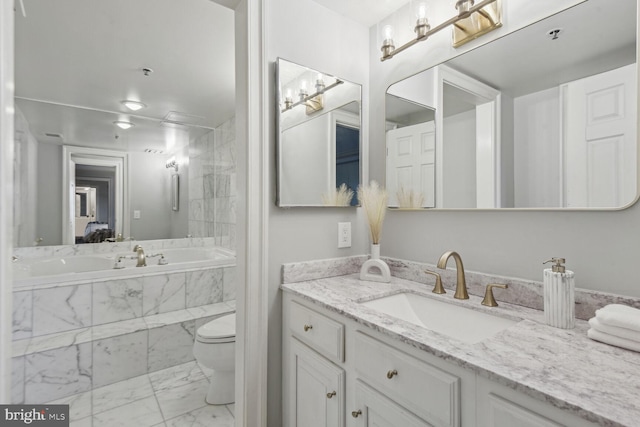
[382,24,394,41]
[415,2,427,19]
[121,100,146,111]
[299,81,308,101]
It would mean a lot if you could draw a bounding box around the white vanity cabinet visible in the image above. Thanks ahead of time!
[283,294,476,427]
[475,376,600,427]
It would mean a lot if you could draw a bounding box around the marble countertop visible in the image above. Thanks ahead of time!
[281,274,640,427]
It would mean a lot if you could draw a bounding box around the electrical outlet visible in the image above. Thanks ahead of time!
[133,210,141,219]
[338,222,351,248]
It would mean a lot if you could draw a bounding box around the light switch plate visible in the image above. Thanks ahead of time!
[338,222,351,248]
[133,210,141,219]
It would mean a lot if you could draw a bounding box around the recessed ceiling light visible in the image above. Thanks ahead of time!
[122,100,146,111]
[114,121,134,130]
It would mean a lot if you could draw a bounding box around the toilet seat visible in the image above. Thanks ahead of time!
[196,312,236,344]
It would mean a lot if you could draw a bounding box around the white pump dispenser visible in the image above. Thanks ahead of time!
[543,258,575,329]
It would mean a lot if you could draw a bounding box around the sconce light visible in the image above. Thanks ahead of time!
[281,76,344,115]
[166,158,179,172]
[114,120,134,130]
[380,0,502,61]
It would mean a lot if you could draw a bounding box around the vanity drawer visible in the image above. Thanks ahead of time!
[354,331,460,427]
[289,301,344,362]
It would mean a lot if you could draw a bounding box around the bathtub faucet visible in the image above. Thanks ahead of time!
[133,245,146,267]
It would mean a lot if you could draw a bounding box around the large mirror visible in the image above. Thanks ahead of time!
[276,58,362,207]
[13,0,236,247]
[386,0,637,209]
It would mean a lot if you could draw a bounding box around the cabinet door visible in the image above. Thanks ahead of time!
[351,381,432,427]
[288,339,345,427]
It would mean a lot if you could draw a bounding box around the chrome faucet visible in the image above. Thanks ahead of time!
[133,245,146,267]
[437,251,469,299]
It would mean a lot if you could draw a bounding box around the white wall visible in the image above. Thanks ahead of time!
[280,114,331,205]
[266,0,370,425]
[370,0,640,298]
[128,152,172,240]
[514,87,562,207]
[36,144,63,246]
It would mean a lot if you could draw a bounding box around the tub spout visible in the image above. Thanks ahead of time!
[133,245,146,267]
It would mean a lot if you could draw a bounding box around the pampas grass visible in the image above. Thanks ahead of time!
[357,180,388,244]
[396,187,425,208]
[321,183,354,206]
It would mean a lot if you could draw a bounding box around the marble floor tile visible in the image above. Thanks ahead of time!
[70,417,93,427]
[149,361,207,393]
[154,378,210,420]
[92,374,154,415]
[165,404,235,427]
[11,356,24,404]
[93,396,163,427]
[48,389,92,421]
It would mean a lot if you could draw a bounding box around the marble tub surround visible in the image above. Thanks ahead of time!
[12,300,236,404]
[282,275,640,426]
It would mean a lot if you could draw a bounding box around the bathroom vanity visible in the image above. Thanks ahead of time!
[281,261,640,427]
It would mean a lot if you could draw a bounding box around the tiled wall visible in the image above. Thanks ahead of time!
[12,263,236,404]
[188,117,236,251]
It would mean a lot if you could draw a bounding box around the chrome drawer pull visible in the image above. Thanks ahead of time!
[386,369,398,379]
[303,324,313,332]
[326,391,336,399]
[351,410,362,418]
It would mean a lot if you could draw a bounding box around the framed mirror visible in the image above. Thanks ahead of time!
[276,58,362,207]
[385,0,637,209]
[13,0,235,246]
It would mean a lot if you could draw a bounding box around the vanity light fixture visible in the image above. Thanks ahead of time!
[122,100,146,111]
[114,120,134,130]
[380,0,502,61]
[281,78,344,115]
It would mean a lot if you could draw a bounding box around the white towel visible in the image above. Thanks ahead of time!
[588,317,640,343]
[587,328,640,353]
[595,304,640,332]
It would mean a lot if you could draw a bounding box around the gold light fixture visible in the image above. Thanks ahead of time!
[281,76,344,115]
[380,0,502,61]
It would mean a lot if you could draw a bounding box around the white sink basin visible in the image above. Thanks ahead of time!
[361,292,518,344]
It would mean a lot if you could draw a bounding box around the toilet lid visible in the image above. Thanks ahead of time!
[197,313,236,342]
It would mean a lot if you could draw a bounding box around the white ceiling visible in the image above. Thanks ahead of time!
[15,0,235,152]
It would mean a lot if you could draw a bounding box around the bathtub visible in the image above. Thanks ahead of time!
[13,246,236,289]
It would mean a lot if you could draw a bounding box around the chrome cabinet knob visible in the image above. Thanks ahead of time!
[386,369,398,379]
[326,391,336,399]
[303,324,313,332]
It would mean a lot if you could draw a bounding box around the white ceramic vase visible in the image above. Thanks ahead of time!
[360,243,391,283]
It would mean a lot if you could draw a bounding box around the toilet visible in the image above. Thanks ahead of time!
[193,312,236,404]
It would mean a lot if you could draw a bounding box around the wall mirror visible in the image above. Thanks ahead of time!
[276,58,362,207]
[13,0,235,246]
[385,0,637,209]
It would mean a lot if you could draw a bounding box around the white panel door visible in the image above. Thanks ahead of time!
[386,121,436,208]
[563,63,637,207]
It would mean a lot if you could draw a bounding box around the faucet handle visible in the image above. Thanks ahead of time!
[481,283,508,307]
[425,270,445,294]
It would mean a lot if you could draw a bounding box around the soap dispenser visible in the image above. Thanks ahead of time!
[543,258,575,329]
